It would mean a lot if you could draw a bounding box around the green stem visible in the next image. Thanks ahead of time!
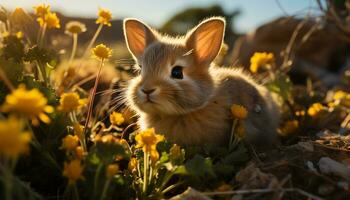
[100,179,111,200]
[93,164,103,195]
[0,66,14,91]
[83,59,104,136]
[67,24,104,89]
[143,151,148,193]
[162,181,184,195]
[39,23,47,47]
[83,24,103,58]
[69,34,78,64]
[229,119,238,150]
[73,183,80,200]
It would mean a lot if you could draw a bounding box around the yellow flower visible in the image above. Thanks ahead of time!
[57,92,87,113]
[65,21,86,35]
[92,44,112,60]
[0,116,31,158]
[280,120,299,136]
[63,159,84,184]
[231,104,248,120]
[37,12,60,29]
[75,146,84,160]
[333,90,347,100]
[1,84,53,126]
[295,110,305,117]
[110,112,124,126]
[106,164,119,179]
[235,122,245,139]
[332,90,350,107]
[61,135,79,151]
[128,157,138,173]
[73,123,84,140]
[33,4,50,17]
[135,128,164,153]
[307,103,324,117]
[16,31,24,39]
[250,52,275,73]
[2,31,9,38]
[96,8,112,26]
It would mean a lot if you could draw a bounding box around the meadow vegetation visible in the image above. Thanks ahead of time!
[0,1,349,199]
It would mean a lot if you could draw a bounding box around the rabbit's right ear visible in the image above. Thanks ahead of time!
[186,17,225,65]
[123,19,157,60]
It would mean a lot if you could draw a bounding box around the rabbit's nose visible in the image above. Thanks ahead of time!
[141,88,156,95]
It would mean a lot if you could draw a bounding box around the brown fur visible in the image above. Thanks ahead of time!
[123,17,280,148]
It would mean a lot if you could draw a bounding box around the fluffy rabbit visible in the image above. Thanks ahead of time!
[123,17,280,148]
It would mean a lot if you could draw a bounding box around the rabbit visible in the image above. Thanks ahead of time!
[123,16,280,148]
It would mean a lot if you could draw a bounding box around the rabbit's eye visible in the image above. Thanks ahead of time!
[171,66,183,79]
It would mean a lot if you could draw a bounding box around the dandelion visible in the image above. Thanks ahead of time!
[0,116,31,158]
[65,21,86,35]
[92,44,112,60]
[1,84,53,126]
[57,92,87,113]
[84,44,112,136]
[65,21,86,62]
[250,52,275,73]
[307,103,324,117]
[135,128,164,191]
[135,128,164,153]
[110,111,124,126]
[280,120,299,136]
[33,4,50,17]
[37,12,60,29]
[61,135,79,151]
[96,8,112,27]
[231,104,248,120]
[106,164,119,179]
[128,157,138,173]
[63,159,84,184]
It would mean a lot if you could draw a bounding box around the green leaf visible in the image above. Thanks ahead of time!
[185,155,215,178]
[266,74,292,101]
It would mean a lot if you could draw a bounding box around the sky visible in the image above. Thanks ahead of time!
[1,0,321,33]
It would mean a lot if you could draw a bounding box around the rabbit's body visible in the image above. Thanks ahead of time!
[123,17,280,148]
[136,67,279,146]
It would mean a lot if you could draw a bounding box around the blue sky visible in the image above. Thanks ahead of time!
[1,0,321,33]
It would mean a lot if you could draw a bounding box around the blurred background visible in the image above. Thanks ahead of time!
[1,0,319,33]
[2,0,350,88]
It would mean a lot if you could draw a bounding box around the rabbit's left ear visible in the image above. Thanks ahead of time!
[186,17,225,65]
[123,18,157,61]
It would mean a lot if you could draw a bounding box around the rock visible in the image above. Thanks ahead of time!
[318,183,335,195]
[169,187,212,200]
[318,157,350,182]
[231,17,349,86]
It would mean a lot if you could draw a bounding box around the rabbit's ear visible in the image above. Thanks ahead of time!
[186,17,225,65]
[123,19,157,60]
